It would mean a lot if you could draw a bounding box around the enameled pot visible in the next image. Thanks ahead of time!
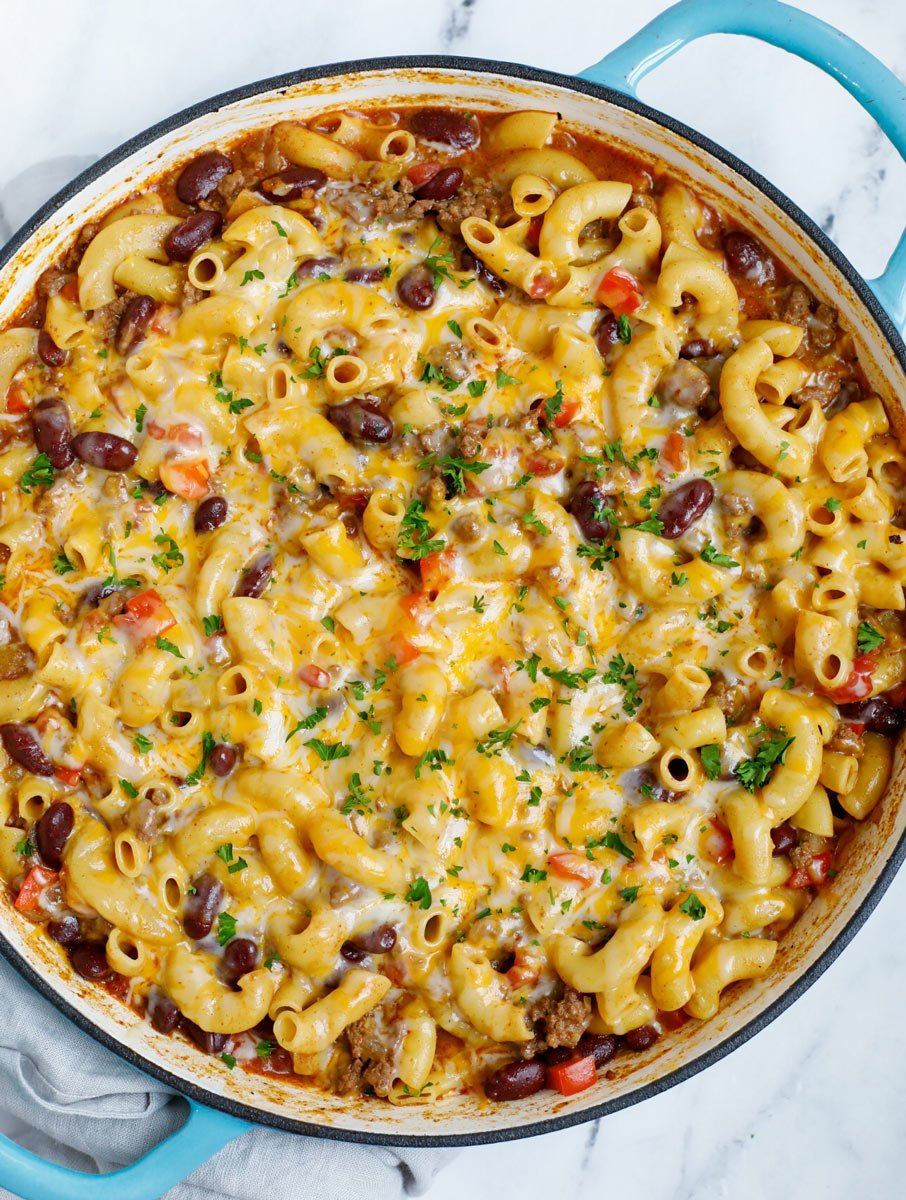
[1,1,905,1195]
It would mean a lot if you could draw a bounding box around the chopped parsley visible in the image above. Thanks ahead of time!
[398,499,445,560]
[305,738,351,761]
[216,911,237,945]
[701,542,740,569]
[734,729,795,792]
[20,453,55,494]
[679,893,706,920]
[857,621,885,654]
[700,744,722,780]
[285,706,328,740]
[405,877,432,909]
[418,453,491,496]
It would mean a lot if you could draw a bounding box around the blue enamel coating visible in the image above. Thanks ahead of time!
[580,0,906,333]
[0,1101,249,1200]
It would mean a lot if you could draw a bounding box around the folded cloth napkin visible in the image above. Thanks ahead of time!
[0,163,457,1200]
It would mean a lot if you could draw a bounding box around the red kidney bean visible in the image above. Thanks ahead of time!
[568,481,611,542]
[657,478,715,539]
[770,822,799,857]
[414,165,464,201]
[31,397,74,469]
[297,256,340,279]
[235,552,274,598]
[723,231,767,277]
[622,1024,659,1051]
[576,1032,618,1067]
[0,724,54,776]
[183,873,224,939]
[115,295,157,356]
[410,108,479,150]
[37,330,66,368]
[679,338,717,360]
[260,165,327,200]
[328,398,394,444]
[594,310,619,355]
[460,248,506,295]
[194,496,228,534]
[71,431,138,472]
[397,265,437,311]
[342,924,397,961]
[210,743,238,777]
[840,697,905,736]
[148,989,180,1034]
[345,265,388,285]
[71,942,113,982]
[176,151,233,206]
[340,942,368,964]
[48,915,81,947]
[181,1018,229,1054]
[262,1046,293,1073]
[36,801,74,869]
[165,211,223,263]
[221,938,260,985]
[484,1059,546,1101]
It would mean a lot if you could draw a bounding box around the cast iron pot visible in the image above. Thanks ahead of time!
[0,1,905,1196]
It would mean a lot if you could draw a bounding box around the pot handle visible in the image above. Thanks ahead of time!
[0,1100,250,1200]
[579,0,906,334]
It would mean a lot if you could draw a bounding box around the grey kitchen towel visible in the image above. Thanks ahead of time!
[0,161,457,1199]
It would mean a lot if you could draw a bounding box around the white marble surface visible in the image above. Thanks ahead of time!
[1,1,906,1197]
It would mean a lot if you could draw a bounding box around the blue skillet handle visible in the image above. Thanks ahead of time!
[579,0,906,335]
[0,1100,250,1200]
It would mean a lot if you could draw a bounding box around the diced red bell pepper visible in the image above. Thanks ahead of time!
[6,383,29,414]
[419,549,455,593]
[113,589,176,644]
[387,633,420,666]
[546,1054,596,1097]
[298,663,330,689]
[525,452,565,477]
[547,852,598,886]
[159,458,210,500]
[596,267,643,315]
[826,655,876,704]
[662,431,688,472]
[15,865,58,912]
[552,398,579,428]
[527,272,558,300]
[55,766,82,788]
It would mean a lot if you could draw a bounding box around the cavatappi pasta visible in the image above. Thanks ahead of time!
[0,103,902,1105]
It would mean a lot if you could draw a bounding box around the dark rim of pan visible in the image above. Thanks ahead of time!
[0,54,904,1148]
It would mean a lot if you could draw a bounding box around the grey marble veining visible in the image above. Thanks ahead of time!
[1,2,905,1197]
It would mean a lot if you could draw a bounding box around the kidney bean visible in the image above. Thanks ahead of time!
[37,330,66,368]
[594,311,619,355]
[260,165,327,200]
[340,943,368,964]
[297,256,340,280]
[48,915,81,947]
[341,925,396,963]
[36,801,74,869]
[345,265,387,285]
[657,478,715,539]
[165,211,223,263]
[115,295,157,356]
[71,431,138,472]
[460,248,506,295]
[71,942,113,982]
[840,697,905,736]
[723,230,767,277]
[771,822,799,857]
[0,724,53,776]
[328,398,394,444]
[148,989,180,1034]
[484,1059,546,1101]
[622,1024,659,1051]
[262,1046,293,1073]
[576,1032,618,1067]
[410,108,479,150]
[568,481,611,542]
[221,937,259,985]
[31,397,74,469]
[210,743,238,777]
[176,151,233,206]
[397,264,437,311]
[194,495,228,534]
[679,338,716,360]
[414,165,464,201]
[183,873,224,939]
[181,1018,229,1055]
[235,552,274,598]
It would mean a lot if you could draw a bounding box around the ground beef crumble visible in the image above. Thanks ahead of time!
[521,986,591,1058]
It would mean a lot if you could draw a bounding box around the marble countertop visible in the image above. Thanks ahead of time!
[1,1,905,1197]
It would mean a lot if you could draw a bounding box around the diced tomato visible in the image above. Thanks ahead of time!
[506,947,541,989]
[113,589,176,643]
[552,398,579,428]
[15,865,58,912]
[883,681,906,708]
[149,306,174,336]
[525,215,544,254]
[148,422,203,447]
[806,850,833,885]
[704,817,734,865]
[298,663,330,689]
[662,431,688,472]
[525,452,565,477]
[406,162,441,187]
[159,459,210,500]
[786,866,812,890]
[55,766,82,788]
[547,852,598,886]
[419,549,455,593]
[596,266,642,315]
[387,633,420,666]
[121,589,164,623]
[400,591,430,621]
[546,1055,596,1097]
[527,272,558,300]
[147,422,167,439]
[658,1008,689,1031]
[6,382,29,414]
[826,654,876,704]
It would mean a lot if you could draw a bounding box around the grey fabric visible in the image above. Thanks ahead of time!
[0,162,456,1199]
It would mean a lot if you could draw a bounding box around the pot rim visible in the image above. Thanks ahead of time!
[1,52,905,1148]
